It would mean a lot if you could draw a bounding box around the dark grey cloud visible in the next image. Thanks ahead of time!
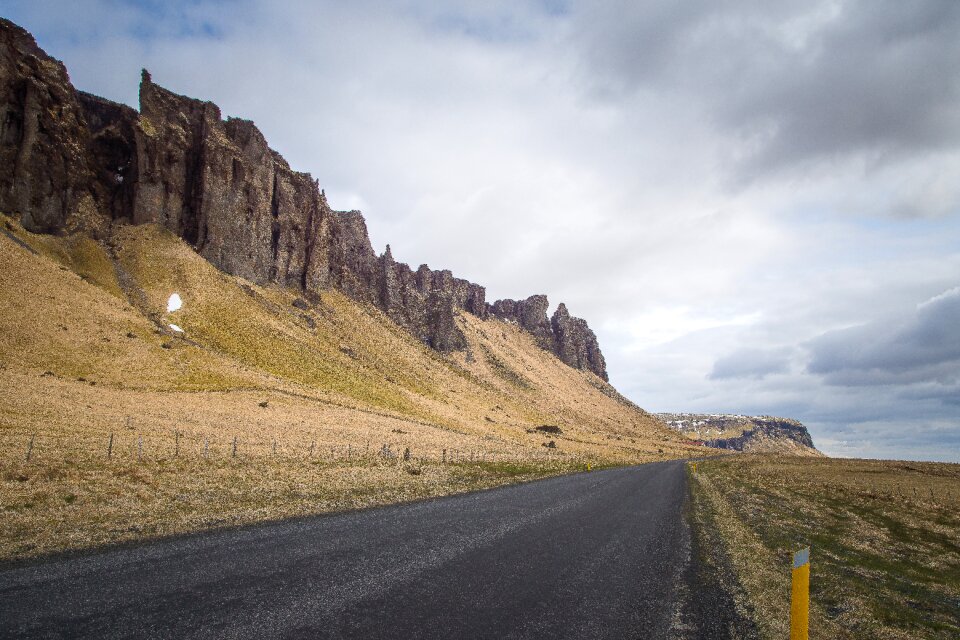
[709,347,791,380]
[572,0,960,182]
[720,1,960,177]
[816,417,960,462]
[896,382,960,407]
[807,286,960,386]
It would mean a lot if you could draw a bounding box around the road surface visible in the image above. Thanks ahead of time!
[0,460,747,639]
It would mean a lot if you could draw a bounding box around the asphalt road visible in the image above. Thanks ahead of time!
[0,460,745,639]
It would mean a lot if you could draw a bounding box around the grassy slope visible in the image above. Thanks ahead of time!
[690,455,960,639]
[0,215,697,562]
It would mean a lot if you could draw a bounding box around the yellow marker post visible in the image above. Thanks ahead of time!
[791,547,810,640]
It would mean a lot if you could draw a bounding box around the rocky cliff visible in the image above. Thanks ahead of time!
[0,18,608,379]
[487,296,607,380]
[655,413,822,456]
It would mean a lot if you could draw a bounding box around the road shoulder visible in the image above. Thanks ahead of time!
[681,462,760,639]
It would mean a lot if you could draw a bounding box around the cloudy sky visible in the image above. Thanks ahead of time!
[7,0,959,461]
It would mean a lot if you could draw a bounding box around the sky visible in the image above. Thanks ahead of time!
[5,0,959,461]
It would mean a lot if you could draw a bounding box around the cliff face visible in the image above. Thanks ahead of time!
[0,18,608,379]
[0,21,98,234]
[550,303,607,380]
[488,297,608,381]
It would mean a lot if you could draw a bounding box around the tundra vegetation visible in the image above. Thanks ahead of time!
[0,215,697,563]
[690,455,960,639]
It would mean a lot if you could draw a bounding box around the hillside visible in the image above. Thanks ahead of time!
[1,213,682,450]
[656,413,822,456]
[0,205,696,561]
[0,17,706,563]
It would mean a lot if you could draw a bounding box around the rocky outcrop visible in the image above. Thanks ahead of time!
[551,303,607,380]
[0,19,99,234]
[488,296,608,380]
[656,413,822,456]
[489,295,554,351]
[133,71,338,291]
[0,18,608,377]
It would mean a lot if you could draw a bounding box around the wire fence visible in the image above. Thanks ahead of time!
[4,428,585,468]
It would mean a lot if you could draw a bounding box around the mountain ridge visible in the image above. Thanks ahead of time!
[0,17,607,380]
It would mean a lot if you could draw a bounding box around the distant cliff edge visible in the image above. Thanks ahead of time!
[0,18,607,380]
[655,413,823,456]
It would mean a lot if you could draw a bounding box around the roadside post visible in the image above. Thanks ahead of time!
[791,547,810,640]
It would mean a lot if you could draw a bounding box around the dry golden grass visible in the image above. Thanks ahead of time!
[690,455,960,639]
[0,215,699,562]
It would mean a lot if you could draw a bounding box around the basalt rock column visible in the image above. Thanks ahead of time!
[0,18,98,233]
[551,303,608,381]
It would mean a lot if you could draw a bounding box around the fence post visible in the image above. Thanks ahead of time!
[442,448,446,463]
[26,434,35,462]
[309,441,315,458]
[175,431,180,457]
[137,436,143,461]
[108,433,113,459]
[232,437,237,458]
[791,547,810,640]
[348,444,352,459]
